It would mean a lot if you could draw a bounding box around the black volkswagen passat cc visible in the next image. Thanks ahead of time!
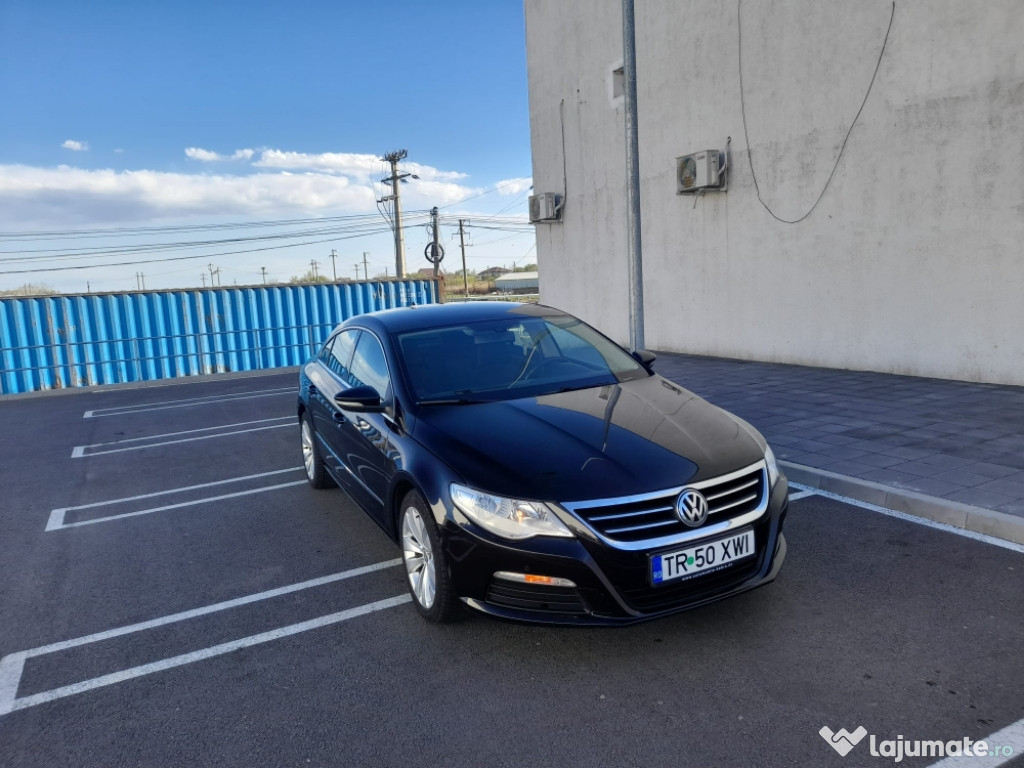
[297,302,788,624]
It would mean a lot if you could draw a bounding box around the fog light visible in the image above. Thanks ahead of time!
[494,571,576,588]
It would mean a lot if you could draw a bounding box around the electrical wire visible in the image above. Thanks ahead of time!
[737,0,895,224]
[0,219,432,275]
[0,212,391,241]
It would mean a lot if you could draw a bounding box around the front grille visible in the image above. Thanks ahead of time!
[564,462,767,545]
[485,581,589,615]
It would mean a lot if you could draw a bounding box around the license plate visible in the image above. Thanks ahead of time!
[651,529,756,584]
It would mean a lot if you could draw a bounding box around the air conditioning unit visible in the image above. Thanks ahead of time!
[529,192,561,223]
[676,150,721,193]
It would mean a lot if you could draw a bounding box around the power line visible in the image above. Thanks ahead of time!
[0,211,396,242]
[0,227,406,275]
[0,215,432,261]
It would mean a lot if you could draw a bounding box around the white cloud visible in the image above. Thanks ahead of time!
[0,162,484,227]
[0,164,376,226]
[185,147,255,162]
[494,176,532,195]
[185,147,220,162]
[253,149,379,177]
[61,140,88,151]
[0,147,527,231]
[252,150,468,183]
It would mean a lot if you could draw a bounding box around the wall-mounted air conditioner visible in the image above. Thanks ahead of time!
[676,150,721,193]
[529,192,561,223]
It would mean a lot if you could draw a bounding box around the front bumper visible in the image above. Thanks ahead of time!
[442,476,789,626]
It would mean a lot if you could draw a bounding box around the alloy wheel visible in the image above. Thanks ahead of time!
[301,419,315,480]
[402,507,436,609]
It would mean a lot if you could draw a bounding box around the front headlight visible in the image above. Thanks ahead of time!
[765,445,780,487]
[450,483,575,540]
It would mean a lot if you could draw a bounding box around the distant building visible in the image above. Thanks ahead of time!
[478,267,511,281]
[494,271,539,294]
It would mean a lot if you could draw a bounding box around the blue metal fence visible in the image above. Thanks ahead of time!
[0,280,440,394]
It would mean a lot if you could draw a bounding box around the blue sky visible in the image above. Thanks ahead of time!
[0,0,535,292]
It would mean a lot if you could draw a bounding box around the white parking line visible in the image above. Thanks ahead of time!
[72,417,293,458]
[46,467,303,531]
[788,486,1024,554]
[787,489,816,501]
[0,559,405,716]
[49,481,307,530]
[926,718,1024,767]
[83,387,293,418]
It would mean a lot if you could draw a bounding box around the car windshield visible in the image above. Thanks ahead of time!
[396,313,649,403]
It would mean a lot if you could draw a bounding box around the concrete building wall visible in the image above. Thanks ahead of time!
[525,0,1024,385]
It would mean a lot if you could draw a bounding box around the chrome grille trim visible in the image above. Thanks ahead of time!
[588,505,674,522]
[604,519,678,535]
[714,493,759,514]
[706,477,758,501]
[559,460,769,552]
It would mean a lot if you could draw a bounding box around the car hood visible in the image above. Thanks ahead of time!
[411,374,765,502]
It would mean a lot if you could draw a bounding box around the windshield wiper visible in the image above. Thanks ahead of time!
[552,380,613,394]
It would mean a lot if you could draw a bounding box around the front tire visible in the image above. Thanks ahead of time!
[400,490,461,623]
[300,413,330,489]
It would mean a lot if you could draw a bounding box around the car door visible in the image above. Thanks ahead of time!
[305,328,360,496]
[329,329,395,520]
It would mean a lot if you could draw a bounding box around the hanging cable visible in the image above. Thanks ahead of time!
[738,0,895,224]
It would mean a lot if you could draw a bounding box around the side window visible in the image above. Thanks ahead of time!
[327,330,360,385]
[318,338,333,363]
[349,332,391,399]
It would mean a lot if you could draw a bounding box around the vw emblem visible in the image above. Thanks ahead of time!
[676,489,709,527]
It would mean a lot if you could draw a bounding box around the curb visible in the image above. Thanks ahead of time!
[781,461,1024,546]
[0,367,301,402]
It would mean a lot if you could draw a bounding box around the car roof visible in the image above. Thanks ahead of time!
[341,301,568,335]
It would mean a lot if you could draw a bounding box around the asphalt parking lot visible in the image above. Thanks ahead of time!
[1,372,1022,768]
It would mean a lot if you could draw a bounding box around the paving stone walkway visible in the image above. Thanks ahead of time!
[655,353,1024,519]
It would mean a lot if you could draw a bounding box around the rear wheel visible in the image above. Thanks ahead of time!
[300,413,330,489]
[400,490,461,623]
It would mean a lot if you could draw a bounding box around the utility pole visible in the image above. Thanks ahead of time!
[622,0,646,351]
[353,264,361,279]
[329,249,338,282]
[425,206,444,278]
[201,273,207,288]
[140,273,146,290]
[458,219,469,298]
[208,263,218,288]
[362,252,370,281]
[86,281,90,293]
[310,259,319,281]
[260,267,267,285]
[381,149,415,279]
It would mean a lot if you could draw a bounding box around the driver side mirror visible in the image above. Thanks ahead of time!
[334,385,385,412]
[632,349,657,370]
